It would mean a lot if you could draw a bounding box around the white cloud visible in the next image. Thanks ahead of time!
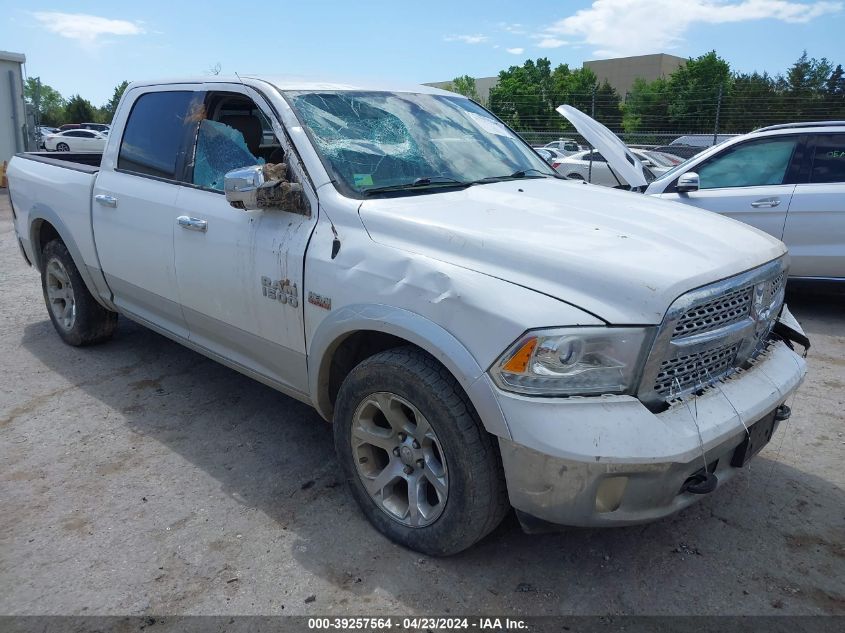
[538,0,842,57]
[443,34,488,44]
[506,47,525,55]
[536,37,568,48]
[33,11,145,45]
[499,22,527,34]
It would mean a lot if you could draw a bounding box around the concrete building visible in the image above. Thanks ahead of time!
[584,53,686,97]
[0,50,28,167]
[426,53,687,103]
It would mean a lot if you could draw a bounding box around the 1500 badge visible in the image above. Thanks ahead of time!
[261,276,298,307]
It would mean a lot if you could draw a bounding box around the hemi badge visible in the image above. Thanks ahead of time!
[308,292,331,310]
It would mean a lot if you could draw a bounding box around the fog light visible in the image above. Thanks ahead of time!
[595,476,628,513]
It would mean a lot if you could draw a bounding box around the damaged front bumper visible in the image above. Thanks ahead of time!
[495,340,807,529]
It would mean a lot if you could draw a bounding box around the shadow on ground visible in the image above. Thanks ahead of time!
[18,287,845,615]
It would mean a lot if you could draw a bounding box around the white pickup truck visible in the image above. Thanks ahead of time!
[7,77,808,555]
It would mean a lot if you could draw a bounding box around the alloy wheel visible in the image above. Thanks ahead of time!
[46,259,76,330]
[351,392,449,527]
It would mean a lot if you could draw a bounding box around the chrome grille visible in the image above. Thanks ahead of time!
[672,285,753,338]
[637,258,787,409]
[654,342,740,399]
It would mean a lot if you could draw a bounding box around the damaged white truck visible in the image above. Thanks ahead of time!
[7,78,809,555]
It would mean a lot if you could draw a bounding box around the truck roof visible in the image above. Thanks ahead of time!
[126,76,460,97]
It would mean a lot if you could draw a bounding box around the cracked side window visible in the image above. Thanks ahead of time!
[193,119,264,191]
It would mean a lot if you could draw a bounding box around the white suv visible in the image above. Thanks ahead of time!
[645,122,845,281]
[558,106,845,282]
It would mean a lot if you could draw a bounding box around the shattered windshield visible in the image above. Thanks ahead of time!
[287,91,556,196]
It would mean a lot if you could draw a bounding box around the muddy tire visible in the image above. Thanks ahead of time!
[334,346,508,556]
[41,240,118,346]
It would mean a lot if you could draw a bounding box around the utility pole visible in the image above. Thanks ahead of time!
[713,84,723,146]
[588,86,597,183]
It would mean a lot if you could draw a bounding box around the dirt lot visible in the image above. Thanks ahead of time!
[0,195,843,617]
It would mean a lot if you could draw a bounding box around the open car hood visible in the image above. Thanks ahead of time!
[556,105,649,188]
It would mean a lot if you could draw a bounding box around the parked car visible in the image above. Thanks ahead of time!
[80,122,111,133]
[559,105,845,281]
[57,123,82,132]
[535,148,557,164]
[640,149,684,167]
[7,78,807,555]
[43,129,108,153]
[653,144,705,161]
[36,126,58,149]
[552,148,671,186]
[542,138,581,155]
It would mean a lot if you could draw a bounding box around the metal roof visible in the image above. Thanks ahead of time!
[0,50,26,64]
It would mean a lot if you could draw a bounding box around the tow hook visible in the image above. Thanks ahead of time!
[682,470,718,495]
[775,404,791,422]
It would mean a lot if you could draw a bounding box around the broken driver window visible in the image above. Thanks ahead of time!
[191,94,287,192]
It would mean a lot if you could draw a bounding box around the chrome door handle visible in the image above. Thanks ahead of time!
[751,197,781,208]
[177,216,208,232]
[94,194,118,208]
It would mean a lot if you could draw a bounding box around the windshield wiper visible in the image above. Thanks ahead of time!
[471,168,554,184]
[362,176,471,195]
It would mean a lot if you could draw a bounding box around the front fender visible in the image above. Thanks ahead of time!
[308,303,511,439]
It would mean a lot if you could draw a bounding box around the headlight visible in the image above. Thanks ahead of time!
[490,327,653,396]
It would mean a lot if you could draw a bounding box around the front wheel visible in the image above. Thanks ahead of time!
[41,240,118,346]
[333,346,508,556]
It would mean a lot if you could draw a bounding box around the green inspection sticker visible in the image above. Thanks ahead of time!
[353,174,374,186]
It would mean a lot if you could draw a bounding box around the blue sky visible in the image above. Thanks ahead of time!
[2,0,843,105]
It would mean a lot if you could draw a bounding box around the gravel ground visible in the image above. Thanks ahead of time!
[0,195,843,617]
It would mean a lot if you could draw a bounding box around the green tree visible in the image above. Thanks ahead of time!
[724,72,779,131]
[782,51,832,95]
[100,80,129,122]
[826,64,845,96]
[488,58,556,134]
[23,77,66,126]
[446,75,481,102]
[64,95,96,123]
[666,51,731,131]
[622,77,671,133]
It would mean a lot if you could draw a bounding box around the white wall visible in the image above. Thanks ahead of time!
[0,52,27,165]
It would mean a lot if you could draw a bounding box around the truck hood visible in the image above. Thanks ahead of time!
[358,179,787,324]
[556,105,649,188]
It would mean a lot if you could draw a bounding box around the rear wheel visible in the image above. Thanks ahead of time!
[41,240,117,346]
[334,346,508,556]
[56,142,70,152]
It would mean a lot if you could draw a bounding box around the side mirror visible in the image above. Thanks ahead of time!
[676,172,700,193]
[224,164,309,215]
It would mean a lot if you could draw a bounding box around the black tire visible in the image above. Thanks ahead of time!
[41,240,118,346]
[56,142,70,152]
[334,346,508,556]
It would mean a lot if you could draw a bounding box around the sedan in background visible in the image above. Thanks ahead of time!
[552,148,672,186]
[43,129,108,153]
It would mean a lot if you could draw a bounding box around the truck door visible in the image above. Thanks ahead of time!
[172,87,318,395]
[781,133,845,279]
[93,88,202,338]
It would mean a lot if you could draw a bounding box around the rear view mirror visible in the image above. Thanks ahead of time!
[676,172,700,193]
[224,164,309,215]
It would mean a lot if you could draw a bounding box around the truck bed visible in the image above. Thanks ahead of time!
[7,151,104,295]
[16,151,102,173]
